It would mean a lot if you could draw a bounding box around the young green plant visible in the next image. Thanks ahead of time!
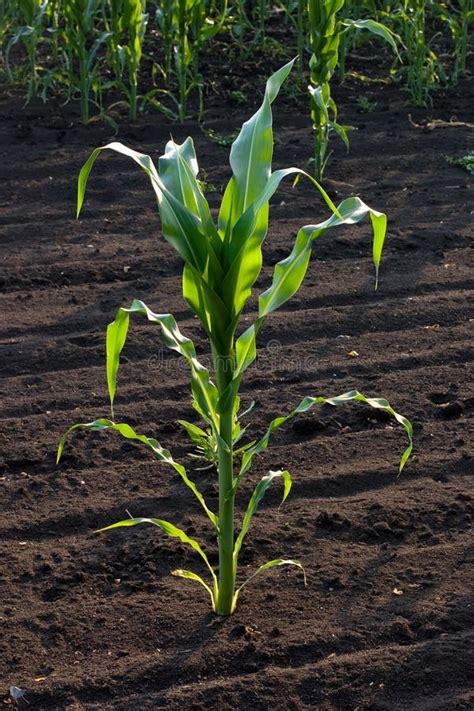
[105,0,148,121]
[434,0,474,84]
[5,0,49,101]
[58,60,412,616]
[61,0,109,124]
[153,0,226,122]
[308,0,399,181]
[395,0,444,106]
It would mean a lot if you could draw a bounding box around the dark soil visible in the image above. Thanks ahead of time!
[1,59,473,710]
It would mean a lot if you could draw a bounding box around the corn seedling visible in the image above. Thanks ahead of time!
[228,0,250,52]
[61,0,110,124]
[105,0,148,120]
[435,0,474,84]
[228,0,277,57]
[5,0,49,101]
[395,0,444,106]
[308,0,399,181]
[153,0,226,122]
[58,60,412,616]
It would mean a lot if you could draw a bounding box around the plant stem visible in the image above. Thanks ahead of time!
[79,54,89,124]
[215,353,235,616]
[296,0,305,84]
[130,81,137,121]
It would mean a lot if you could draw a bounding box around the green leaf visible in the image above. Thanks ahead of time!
[218,59,295,250]
[234,559,306,607]
[236,390,413,488]
[309,83,330,124]
[57,418,218,528]
[177,419,208,445]
[222,167,340,318]
[343,19,400,59]
[171,568,216,609]
[233,470,292,562]
[98,516,217,587]
[106,310,130,419]
[159,137,222,260]
[258,226,313,317]
[233,196,388,382]
[182,262,230,349]
[77,142,212,275]
[106,299,219,431]
[329,120,351,150]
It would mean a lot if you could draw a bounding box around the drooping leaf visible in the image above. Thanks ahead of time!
[78,143,206,271]
[342,18,400,59]
[233,470,292,561]
[233,196,387,385]
[57,419,218,528]
[77,141,229,344]
[171,568,216,609]
[222,166,340,319]
[106,299,219,431]
[98,516,217,586]
[236,390,413,488]
[233,559,306,607]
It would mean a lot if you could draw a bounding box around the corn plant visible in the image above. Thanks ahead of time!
[154,0,226,122]
[435,0,474,84]
[395,0,445,106]
[105,0,148,120]
[0,1,21,50]
[452,0,474,82]
[275,0,307,83]
[254,0,270,39]
[5,0,49,101]
[337,0,397,80]
[308,0,398,181]
[58,60,412,616]
[61,0,110,124]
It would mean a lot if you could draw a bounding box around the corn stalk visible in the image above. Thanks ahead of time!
[105,0,148,120]
[154,0,226,122]
[61,0,109,124]
[5,0,49,101]
[308,0,398,181]
[434,0,474,84]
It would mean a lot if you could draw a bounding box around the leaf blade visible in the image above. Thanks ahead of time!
[98,516,217,586]
[57,419,218,528]
[233,470,292,561]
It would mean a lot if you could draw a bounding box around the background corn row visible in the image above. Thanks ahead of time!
[1,1,472,124]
